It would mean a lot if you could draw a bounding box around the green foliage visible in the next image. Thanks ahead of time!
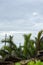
[15,62,21,65]
[15,61,43,65]
[23,33,36,59]
[27,61,35,65]
[27,61,43,65]
[23,34,32,58]
[0,30,43,60]
[35,60,42,65]
[0,49,9,58]
[3,46,13,54]
[35,30,43,51]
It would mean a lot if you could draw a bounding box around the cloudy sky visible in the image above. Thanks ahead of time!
[0,0,43,47]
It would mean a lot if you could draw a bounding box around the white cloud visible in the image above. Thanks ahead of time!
[32,12,38,17]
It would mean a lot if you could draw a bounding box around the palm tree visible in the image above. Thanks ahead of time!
[1,35,24,60]
[23,33,37,59]
[23,33,34,59]
[35,30,43,52]
[1,35,18,58]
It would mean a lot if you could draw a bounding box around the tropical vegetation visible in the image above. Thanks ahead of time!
[0,30,43,62]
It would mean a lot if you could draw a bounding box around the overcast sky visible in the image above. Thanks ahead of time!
[0,0,43,47]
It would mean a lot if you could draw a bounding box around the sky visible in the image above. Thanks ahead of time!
[0,0,43,47]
